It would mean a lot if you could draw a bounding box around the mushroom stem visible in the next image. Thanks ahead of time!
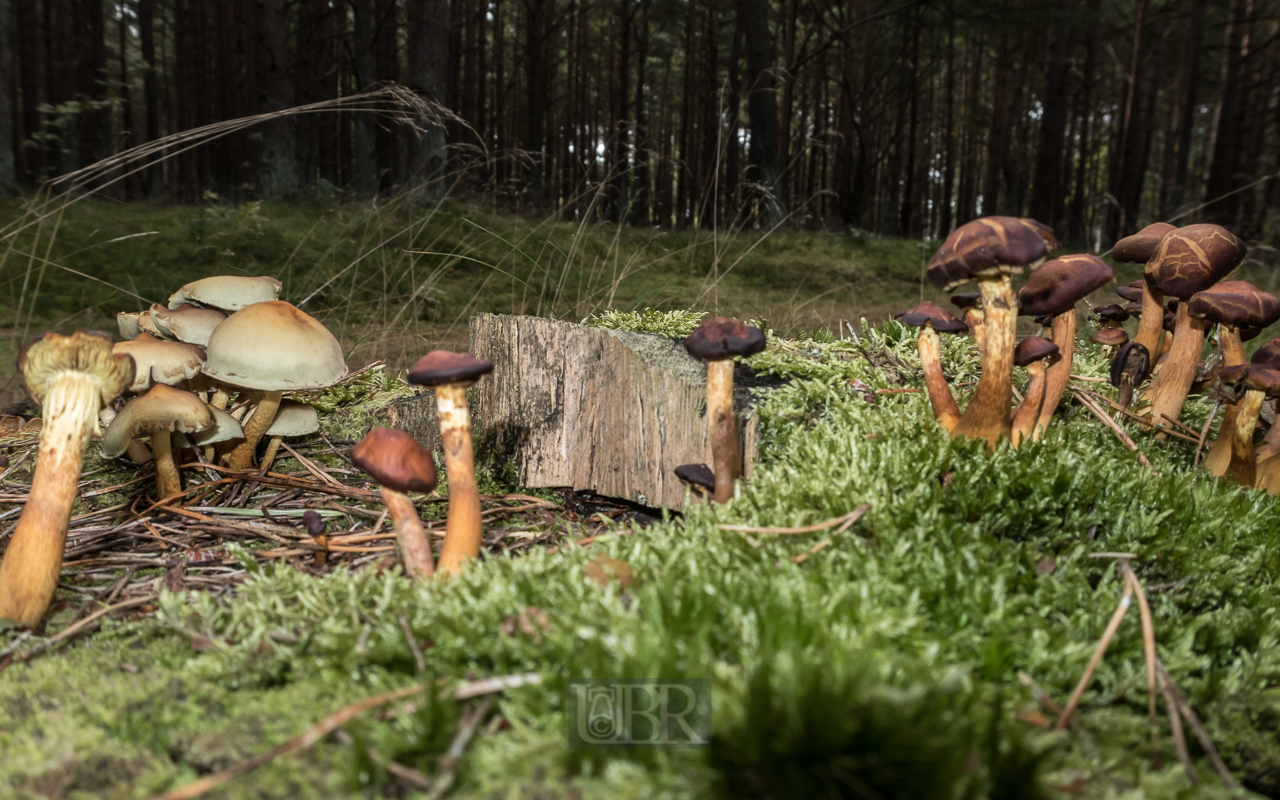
[1143,304,1207,434]
[1032,310,1076,440]
[209,385,231,410]
[434,383,482,576]
[259,435,284,475]
[951,275,1016,450]
[706,358,739,503]
[225,390,282,470]
[380,487,435,578]
[151,429,183,500]
[1222,388,1265,486]
[0,373,100,625]
[1133,280,1166,356]
[1254,424,1280,493]
[1201,327,1248,477]
[962,310,986,358]
[918,327,961,432]
[1011,361,1047,448]
[1218,326,1246,366]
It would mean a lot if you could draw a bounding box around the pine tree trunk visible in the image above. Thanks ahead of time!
[252,0,298,201]
[139,0,162,197]
[15,0,40,185]
[375,0,400,192]
[739,0,783,228]
[1203,0,1249,226]
[1170,0,1206,215]
[406,0,450,200]
[352,0,378,196]
[939,18,957,234]
[0,0,14,194]
[1029,0,1070,226]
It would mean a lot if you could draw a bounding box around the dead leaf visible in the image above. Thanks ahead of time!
[584,556,633,590]
[1035,557,1056,576]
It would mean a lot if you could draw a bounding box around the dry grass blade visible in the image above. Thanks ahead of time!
[1,596,155,669]
[718,503,870,534]
[1073,393,1157,472]
[1072,386,1200,444]
[426,696,496,800]
[1194,400,1221,468]
[1154,657,1241,791]
[1121,562,1160,769]
[1055,575,1134,730]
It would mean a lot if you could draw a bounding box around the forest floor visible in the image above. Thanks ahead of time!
[2,198,1280,798]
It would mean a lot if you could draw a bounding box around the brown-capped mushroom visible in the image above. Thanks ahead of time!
[1116,280,1145,304]
[1110,341,1152,409]
[407,351,495,575]
[950,291,985,356]
[351,427,437,579]
[927,216,1055,450]
[1010,336,1059,448]
[674,463,716,501]
[1091,327,1129,358]
[1112,222,1176,357]
[302,509,329,566]
[102,384,214,500]
[0,332,134,625]
[1210,365,1280,486]
[896,301,968,433]
[257,401,320,474]
[683,317,767,502]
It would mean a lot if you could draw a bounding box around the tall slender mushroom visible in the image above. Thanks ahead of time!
[202,301,346,470]
[1017,254,1116,440]
[102,384,215,500]
[683,317,768,502]
[0,332,134,626]
[351,427,438,579]
[950,291,985,356]
[896,301,968,433]
[1010,336,1059,448]
[1142,225,1246,431]
[1208,365,1280,487]
[407,351,494,576]
[1112,222,1176,357]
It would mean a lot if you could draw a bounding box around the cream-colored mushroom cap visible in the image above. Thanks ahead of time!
[137,310,166,339]
[265,401,319,437]
[102,385,214,458]
[183,406,244,447]
[113,333,207,393]
[169,276,282,312]
[202,301,346,391]
[117,312,142,341]
[150,303,227,347]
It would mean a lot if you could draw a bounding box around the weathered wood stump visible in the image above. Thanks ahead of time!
[380,313,761,510]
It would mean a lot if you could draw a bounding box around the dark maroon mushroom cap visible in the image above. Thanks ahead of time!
[351,427,438,493]
[1094,304,1130,323]
[1216,364,1251,386]
[301,509,327,537]
[684,317,767,360]
[1242,327,1264,342]
[1014,336,1059,367]
[896,301,969,334]
[1148,224,1247,301]
[1033,313,1055,327]
[1252,338,1280,366]
[1091,328,1130,346]
[1163,312,1178,332]
[1187,281,1280,330]
[1110,342,1151,388]
[1116,280,1146,303]
[407,350,495,386]
[950,291,982,310]
[1166,298,1179,313]
[1245,364,1280,396]
[674,463,716,492]
[1112,222,1177,264]
[1124,303,1143,317]
[1017,254,1116,317]
[926,217,1054,290]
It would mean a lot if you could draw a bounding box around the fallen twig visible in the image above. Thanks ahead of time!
[718,503,870,535]
[1055,575,1133,730]
[1154,658,1240,791]
[426,696,495,800]
[1194,401,1221,468]
[1073,393,1157,472]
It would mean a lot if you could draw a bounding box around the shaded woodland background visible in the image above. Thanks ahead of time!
[0,0,1272,248]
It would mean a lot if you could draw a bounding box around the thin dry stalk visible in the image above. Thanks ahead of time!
[1194,401,1221,468]
[1121,562,1160,769]
[717,504,870,535]
[1073,393,1157,472]
[1055,575,1134,730]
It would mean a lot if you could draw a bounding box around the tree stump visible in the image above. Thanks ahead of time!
[381,313,761,510]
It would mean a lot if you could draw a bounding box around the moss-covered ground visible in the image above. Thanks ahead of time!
[2,310,1279,799]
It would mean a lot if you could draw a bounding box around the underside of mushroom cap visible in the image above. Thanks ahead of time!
[896,301,968,334]
[1149,224,1247,302]
[683,317,768,360]
[1094,304,1130,323]
[1187,281,1280,331]
[1243,364,1280,395]
[351,427,438,494]
[113,333,207,393]
[1112,222,1177,264]
[1017,255,1116,316]
[1091,328,1130,346]
[203,301,346,391]
[168,275,282,311]
[101,384,214,458]
[407,350,496,386]
[1116,281,1146,303]
[927,217,1054,291]
[950,291,981,310]
[264,400,320,436]
[20,331,136,406]
[1014,336,1059,367]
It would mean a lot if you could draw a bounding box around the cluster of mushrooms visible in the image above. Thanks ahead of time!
[905,216,1280,493]
[0,276,498,626]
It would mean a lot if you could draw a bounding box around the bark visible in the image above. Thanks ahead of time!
[1203,0,1250,226]
[739,0,783,227]
[956,34,982,224]
[939,18,956,234]
[15,0,40,184]
[1067,7,1096,247]
[1029,0,1071,226]
[0,0,13,194]
[1170,0,1207,215]
[218,0,248,197]
[251,0,297,201]
[73,0,109,170]
[352,0,378,196]
[375,0,400,192]
[407,0,451,200]
[293,0,324,187]
[139,0,163,197]
[983,29,1012,215]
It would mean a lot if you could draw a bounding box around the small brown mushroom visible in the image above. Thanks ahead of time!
[949,291,985,356]
[1112,222,1177,357]
[896,301,968,433]
[1110,341,1152,409]
[1010,336,1059,448]
[351,427,438,579]
[1116,280,1145,304]
[674,463,716,501]
[1210,365,1280,487]
[102,384,215,500]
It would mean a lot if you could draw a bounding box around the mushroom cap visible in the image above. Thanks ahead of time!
[1163,312,1178,332]
[20,330,136,407]
[168,275,282,311]
[1110,341,1151,388]
[407,350,496,387]
[1013,336,1059,367]
[302,509,327,537]
[117,312,142,340]
[1094,304,1130,323]
[1112,222,1177,263]
[113,333,207,393]
[674,463,716,491]
[895,301,968,334]
[1186,281,1280,330]
[264,400,320,437]
[351,427,438,493]
[927,217,1055,290]
[1017,254,1116,317]
[1244,364,1280,396]
[150,303,228,347]
[203,301,346,391]
[1124,303,1143,317]
[1252,339,1280,367]
[1147,224,1247,301]
[1166,298,1180,313]
[186,405,245,447]
[137,310,166,338]
[1091,327,1130,346]
[683,317,768,360]
[1242,327,1264,342]
[1116,280,1146,303]
[1033,313,1055,328]
[950,291,982,310]
[101,384,214,458]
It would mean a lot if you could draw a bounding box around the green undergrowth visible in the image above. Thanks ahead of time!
[3,316,1280,798]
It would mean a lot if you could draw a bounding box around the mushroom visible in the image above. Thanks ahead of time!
[1112,222,1176,357]
[118,311,143,340]
[674,463,716,501]
[1093,304,1130,330]
[1142,225,1247,431]
[1188,282,1280,477]
[302,509,329,566]
[257,401,320,474]
[683,317,768,502]
[1091,326,1129,357]
[927,216,1054,450]
[1010,336,1059,448]
[0,332,134,625]
[1016,254,1116,441]
[102,384,214,500]
[1208,365,1280,487]
[351,427,438,579]
[896,301,968,433]
[1116,280,1145,304]
[202,301,346,470]
[149,303,228,347]
[168,275,282,311]
[949,291,985,356]
[1241,342,1280,491]
[406,350,495,576]
[1110,341,1152,409]
[112,333,206,394]
[178,405,245,465]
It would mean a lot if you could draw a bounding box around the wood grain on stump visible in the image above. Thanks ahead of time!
[380,313,760,510]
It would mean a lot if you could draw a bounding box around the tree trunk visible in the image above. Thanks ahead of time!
[407,0,451,200]
[633,0,652,224]
[1171,0,1206,216]
[252,0,298,201]
[1029,0,1071,226]
[218,0,248,198]
[15,0,40,185]
[352,0,378,196]
[739,0,783,227]
[375,0,400,192]
[0,0,13,194]
[138,0,162,197]
[1203,0,1249,226]
[983,27,1012,216]
[1067,1,1096,246]
[293,0,323,189]
[939,18,957,234]
[73,0,108,171]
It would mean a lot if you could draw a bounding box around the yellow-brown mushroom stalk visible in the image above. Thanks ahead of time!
[1010,336,1059,448]
[351,427,437,579]
[896,302,967,433]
